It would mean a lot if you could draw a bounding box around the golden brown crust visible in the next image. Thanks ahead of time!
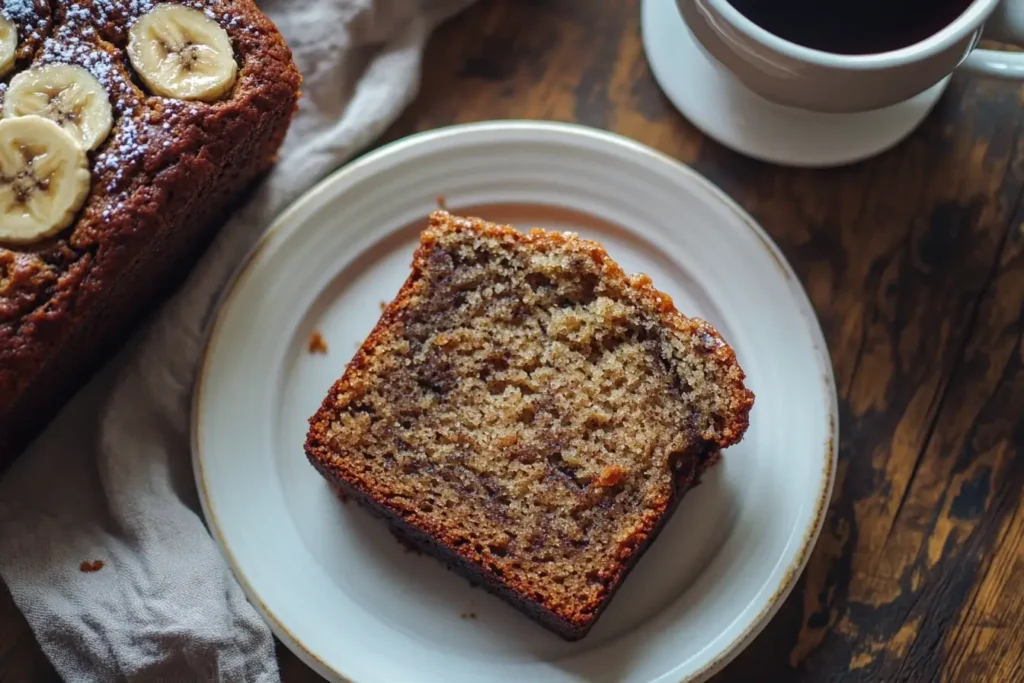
[306,210,754,638]
[0,0,301,460]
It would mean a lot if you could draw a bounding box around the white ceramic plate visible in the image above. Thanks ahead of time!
[193,121,837,683]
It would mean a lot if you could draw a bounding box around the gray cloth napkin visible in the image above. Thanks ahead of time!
[0,1,473,680]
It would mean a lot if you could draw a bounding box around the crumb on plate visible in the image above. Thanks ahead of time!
[308,331,329,354]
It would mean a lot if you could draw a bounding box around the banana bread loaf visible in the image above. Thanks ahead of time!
[0,0,300,463]
[305,211,754,640]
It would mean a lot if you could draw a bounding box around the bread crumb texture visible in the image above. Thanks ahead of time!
[306,211,753,631]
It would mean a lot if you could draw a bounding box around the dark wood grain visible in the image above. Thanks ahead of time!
[2,0,1023,680]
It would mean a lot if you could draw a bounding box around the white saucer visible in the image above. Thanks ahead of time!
[641,0,950,167]
[193,122,837,683]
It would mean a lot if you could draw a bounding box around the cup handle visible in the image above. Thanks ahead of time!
[959,0,1024,78]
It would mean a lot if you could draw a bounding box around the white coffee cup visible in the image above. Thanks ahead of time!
[677,0,1024,113]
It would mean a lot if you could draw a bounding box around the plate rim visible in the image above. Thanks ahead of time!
[191,119,839,683]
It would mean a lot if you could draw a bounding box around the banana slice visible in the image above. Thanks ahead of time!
[0,14,17,77]
[0,116,91,244]
[4,64,114,151]
[127,4,237,102]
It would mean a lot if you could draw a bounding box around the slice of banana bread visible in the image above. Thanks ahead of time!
[305,211,754,640]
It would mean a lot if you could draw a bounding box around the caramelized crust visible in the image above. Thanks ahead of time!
[0,0,301,462]
[306,211,754,639]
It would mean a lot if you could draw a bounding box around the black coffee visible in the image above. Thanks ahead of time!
[726,0,973,55]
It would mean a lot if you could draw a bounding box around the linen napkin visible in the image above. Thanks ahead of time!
[0,0,474,680]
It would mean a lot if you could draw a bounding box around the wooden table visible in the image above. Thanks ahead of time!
[3,1,1023,681]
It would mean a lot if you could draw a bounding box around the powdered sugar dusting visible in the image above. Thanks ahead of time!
[94,113,146,196]
[42,33,109,81]
[69,0,155,27]
[92,102,201,200]
[181,1,248,35]
[1,0,38,23]
[55,0,255,48]
[66,0,222,32]
[194,3,248,33]
[2,0,47,43]
[39,30,138,116]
